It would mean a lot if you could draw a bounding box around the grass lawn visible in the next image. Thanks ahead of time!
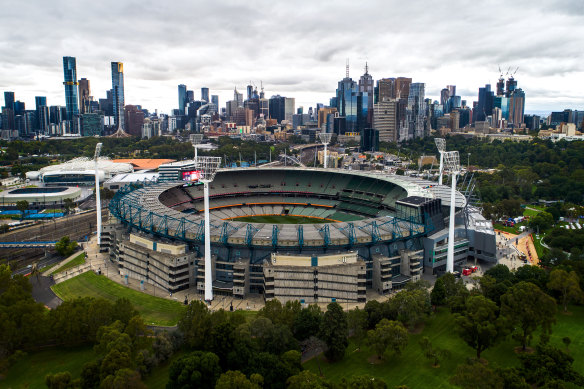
[304,306,584,387]
[51,252,86,275]
[0,346,95,389]
[494,223,520,234]
[229,215,332,224]
[51,272,185,326]
[532,234,548,258]
[523,208,541,218]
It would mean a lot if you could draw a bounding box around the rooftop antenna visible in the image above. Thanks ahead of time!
[346,58,350,78]
[364,61,369,75]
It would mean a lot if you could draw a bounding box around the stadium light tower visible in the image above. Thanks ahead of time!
[190,134,204,161]
[443,150,461,273]
[196,156,222,302]
[94,143,103,246]
[434,138,446,185]
[317,132,332,169]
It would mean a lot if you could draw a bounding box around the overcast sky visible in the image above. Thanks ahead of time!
[1,0,583,116]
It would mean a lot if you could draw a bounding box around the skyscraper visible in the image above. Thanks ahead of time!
[35,96,47,132]
[373,99,399,142]
[62,56,79,120]
[178,84,187,115]
[3,92,15,109]
[358,63,374,128]
[78,78,91,114]
[407,83,426,139]
[474,84,494,123]
[211,95,219,110]
[508,89,525,128]
[201,87,209,102]
[111,62,125,130]
[234,87,243,107]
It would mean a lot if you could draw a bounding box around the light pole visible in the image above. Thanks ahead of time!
[94,143,103,246]
[317,132,332,169]
[434,138,446,185]
[196,156,222,302]
[443,151,461,273]
[190,134,203,162]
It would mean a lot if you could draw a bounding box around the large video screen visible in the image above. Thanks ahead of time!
[181,170,202,182]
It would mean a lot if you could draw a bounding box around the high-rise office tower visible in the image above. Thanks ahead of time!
[4,92,15,109]
[178,84,187,115]
[335,63,358,131]
[111,62,125,130]
[447,85,456,97]
[35,96,47,132]
[359,63,374,128]
[505,76,517,97]
[78,78,91,114]
[246,84,253,101]
[373,99,399,142]
[474,84,494,123]
[234,88,243,107]
[407,83,426,139]
[211,95,219,110]
[496,76,505,96]
[440,88,450,106]
[508,89,525,128]
[62,56,79,120]
[201,87,209,102]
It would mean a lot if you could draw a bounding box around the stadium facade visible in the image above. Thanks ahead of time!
[104,167,496,302]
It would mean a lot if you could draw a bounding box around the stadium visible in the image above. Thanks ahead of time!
[105,167,496,303]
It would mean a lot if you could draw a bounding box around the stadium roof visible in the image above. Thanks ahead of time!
[113,159,175,171]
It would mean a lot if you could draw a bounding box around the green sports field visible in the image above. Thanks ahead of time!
[229,215,333,224]
[51,271,185,326]
[304,306,584,387]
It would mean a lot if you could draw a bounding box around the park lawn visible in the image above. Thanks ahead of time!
[0,346,95,389]
[51,272,185,326]
[51,252,86,275]
[304,306,584,387]
[523,208,541,217]
[494,223,520,234]
[532,235,548,258]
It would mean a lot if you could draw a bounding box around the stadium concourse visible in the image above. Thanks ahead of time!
[103,167,496,305]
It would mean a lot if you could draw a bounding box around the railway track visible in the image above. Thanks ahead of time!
[0,210,108,270]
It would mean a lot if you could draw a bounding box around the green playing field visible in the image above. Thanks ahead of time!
[228,215,332,224]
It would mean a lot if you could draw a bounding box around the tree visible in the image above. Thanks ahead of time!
[366,319,408,360]
[45,371,80,388]
[292,304,323,341]
[215,370,262,389]
[340,375,387,388]
[166,351,221,389]
[63,198,75,214]
[519,344,584,387]
[514,265,548,290]
[388,289,430,329]
[484,264,514,284]
[177,300,212,350]
[287,370,332,389]
[547,269,583,312]
[500,282,556,351]
[418,337,450,367]
[16,200,29,220]
[55,236,78,257]
[319,302,348,362]
[454,295,507,359]
[529,211,554,232]
[562,337,571,353]
[347,307,368,349]
[450,361,504,389]
[100,368,146,389]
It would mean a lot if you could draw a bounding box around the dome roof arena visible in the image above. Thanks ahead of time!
[110,167,467,250]
[36,157,134,181]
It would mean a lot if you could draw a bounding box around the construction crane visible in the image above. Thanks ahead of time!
[94,143,103,246]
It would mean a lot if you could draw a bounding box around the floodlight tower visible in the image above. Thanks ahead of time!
[190,134,204,161]
[443,151,461,273]
[317,132,332,169]
[196,156,222,302]
[434,138,446,185]
[94,143,103,246]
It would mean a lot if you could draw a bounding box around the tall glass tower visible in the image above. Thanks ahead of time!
[111,62,125,130]
[178,84,187,115]
[62,56,79,120]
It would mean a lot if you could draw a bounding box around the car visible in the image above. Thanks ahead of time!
[462,268,472,276]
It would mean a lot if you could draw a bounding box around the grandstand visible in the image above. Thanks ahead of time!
[105,167,496,299]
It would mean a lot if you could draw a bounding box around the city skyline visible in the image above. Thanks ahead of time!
[1,0,583,115]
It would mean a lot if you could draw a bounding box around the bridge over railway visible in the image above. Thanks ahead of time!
[0,241,58,248]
